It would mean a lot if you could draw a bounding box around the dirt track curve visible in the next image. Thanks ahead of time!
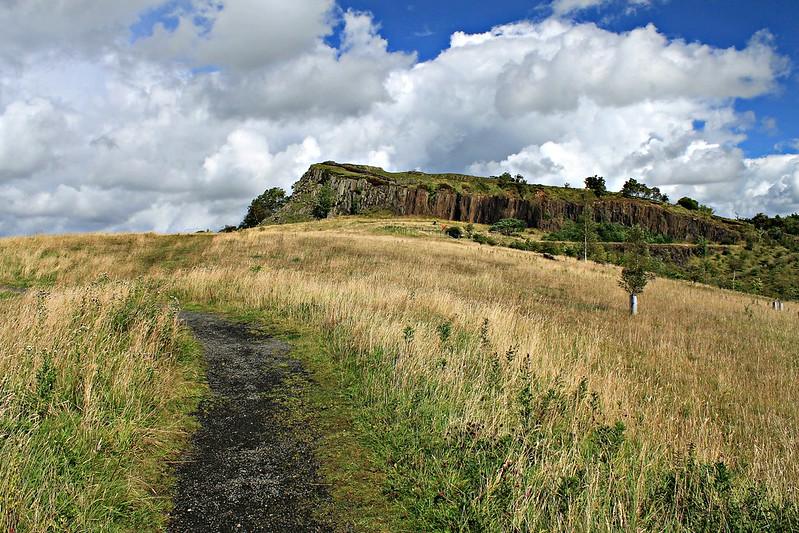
[168,312,332,532]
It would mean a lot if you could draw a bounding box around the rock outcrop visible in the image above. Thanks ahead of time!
[278,162,746,243]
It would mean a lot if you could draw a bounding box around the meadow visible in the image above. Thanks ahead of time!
[1,217,797,531]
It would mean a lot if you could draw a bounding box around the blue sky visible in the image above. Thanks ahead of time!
[333,0,799,158]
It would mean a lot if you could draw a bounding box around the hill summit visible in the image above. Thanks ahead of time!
[275,162,746,244]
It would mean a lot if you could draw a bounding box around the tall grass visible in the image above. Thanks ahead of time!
[0,280,204,532]
[171,227,799,530]
[1,219,798,530]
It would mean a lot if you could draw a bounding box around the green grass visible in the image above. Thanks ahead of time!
[203,297,799,532]
[0,282,207,531]
[371,225,423,238]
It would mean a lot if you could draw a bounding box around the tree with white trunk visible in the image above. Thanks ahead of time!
[618,226,654,315]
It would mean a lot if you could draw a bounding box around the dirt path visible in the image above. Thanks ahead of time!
[169,312,333,532]
[0,285,26,294]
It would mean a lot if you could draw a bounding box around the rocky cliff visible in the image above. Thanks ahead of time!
[277,162,746,243]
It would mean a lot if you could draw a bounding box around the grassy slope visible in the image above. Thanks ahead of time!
[1,219,798,531]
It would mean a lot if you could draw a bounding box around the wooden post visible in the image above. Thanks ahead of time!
[630,294,638,316]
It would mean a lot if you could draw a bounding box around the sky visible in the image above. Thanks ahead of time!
[1,0,798,235]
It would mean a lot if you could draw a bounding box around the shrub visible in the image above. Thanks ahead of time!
[509,240,541,252]
[472,233,498,246]
[445,226,463,239]
[312,185,336,219]
[678,197,700,211]
[542,242,563,255]
[490,218,526,236]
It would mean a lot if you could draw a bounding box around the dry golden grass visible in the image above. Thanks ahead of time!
[0,281,203,531]
[1,217,797,530]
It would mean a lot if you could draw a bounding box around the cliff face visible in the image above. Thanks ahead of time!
[280,163,745,243]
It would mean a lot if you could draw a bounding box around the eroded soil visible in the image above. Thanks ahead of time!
[168,312,333,533]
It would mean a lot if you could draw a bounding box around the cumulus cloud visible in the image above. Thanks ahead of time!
[200,11,415,119]
[0,0,162,60]
[494,24,786,115]
[0,0,796,236]
[140,0,335,71]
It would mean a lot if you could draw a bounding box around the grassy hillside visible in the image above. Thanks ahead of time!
[1,218,798,531]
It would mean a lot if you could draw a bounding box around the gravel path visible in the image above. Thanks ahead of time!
[168,312,333,533]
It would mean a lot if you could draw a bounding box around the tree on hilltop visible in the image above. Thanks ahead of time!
[584,175,607,197]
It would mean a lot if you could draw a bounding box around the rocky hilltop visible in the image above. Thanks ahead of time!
[277,162,746,243]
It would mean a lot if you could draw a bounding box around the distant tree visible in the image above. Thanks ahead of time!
[495,172,526,187]
[621,178,668,202]
[220,225,238,233]
[584,175,607,197]
[618,225,654,315]
[240,187,287,229]
[578,199,598,261]
[698,204,715,216]
[312,185,336,219]
[677,197,700,211]
[490,218,527,236]
[621,178,642,198]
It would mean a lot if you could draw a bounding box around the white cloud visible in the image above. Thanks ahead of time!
[551,0,650,17]
[140,0,335,71]
[0,99,71,181]
[0,2,796,236]
[0,0,162,59]
[199,11,415,119]
[495,24,786,114]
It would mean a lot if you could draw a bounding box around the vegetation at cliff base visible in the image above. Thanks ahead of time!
[239,187,287,229]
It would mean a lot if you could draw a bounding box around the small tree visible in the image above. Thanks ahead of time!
[490,218,527,236]
[584,175,607,197]
[579,197,598,261]
[618,226,653,315]
[312,185,335,219]
[240,187,287,229]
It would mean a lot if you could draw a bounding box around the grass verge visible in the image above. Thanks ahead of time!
[0,280,207,532]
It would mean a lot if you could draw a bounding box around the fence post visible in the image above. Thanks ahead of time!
[630,294,638,316]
